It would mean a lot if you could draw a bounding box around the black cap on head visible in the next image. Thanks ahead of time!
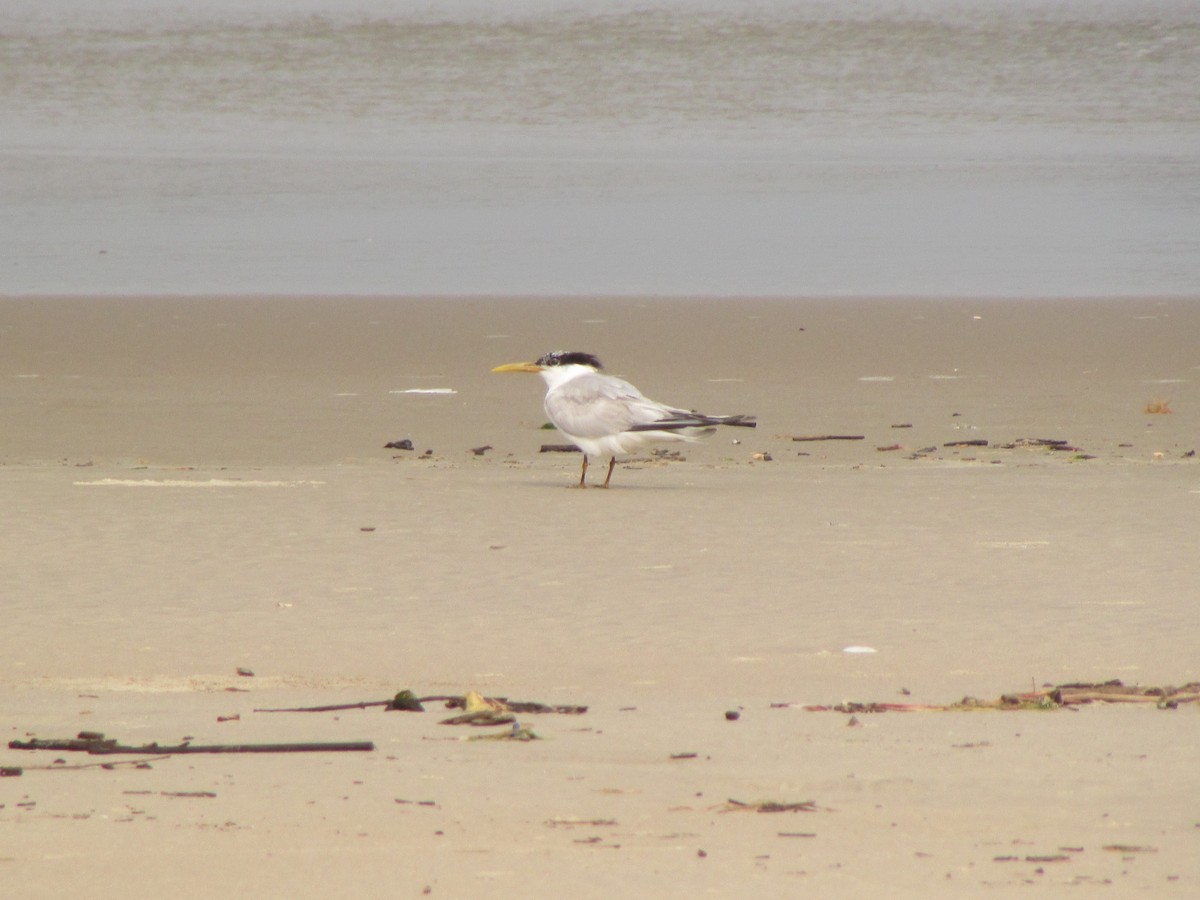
[535,351,603,370]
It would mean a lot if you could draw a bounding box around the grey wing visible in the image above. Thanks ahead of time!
[545,373,681,439]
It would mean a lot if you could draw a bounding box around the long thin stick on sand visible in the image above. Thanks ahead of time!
[9,738,375,754]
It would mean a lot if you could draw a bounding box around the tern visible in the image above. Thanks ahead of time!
[492,350,756,487]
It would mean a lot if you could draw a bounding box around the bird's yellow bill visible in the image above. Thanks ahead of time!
[491,361,543,374]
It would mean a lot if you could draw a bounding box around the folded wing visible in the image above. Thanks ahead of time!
[546,372,755,438]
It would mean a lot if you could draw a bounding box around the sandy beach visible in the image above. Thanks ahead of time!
[5,0,1198,893]
[1,295,1198,896]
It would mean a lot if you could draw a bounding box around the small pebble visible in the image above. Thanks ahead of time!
[725,710,740,721]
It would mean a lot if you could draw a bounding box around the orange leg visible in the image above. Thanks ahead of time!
[601,457,616,488]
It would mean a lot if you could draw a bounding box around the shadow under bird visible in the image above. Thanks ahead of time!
[492,351,756,487]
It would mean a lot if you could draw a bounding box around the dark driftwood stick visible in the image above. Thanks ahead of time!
[944,439,989,447]
[254,701,392,713]
[8,737,102,752]
[540,444,581,453]
[92,742,376,755]
[792,435,865,442]
[254,694,587,715]
[440,697,588,715]
[9,738,374,754]
[256,693,458,713]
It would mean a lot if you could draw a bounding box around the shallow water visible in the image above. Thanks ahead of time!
[3,0,1199,295]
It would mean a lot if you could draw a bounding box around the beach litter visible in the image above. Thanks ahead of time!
[8,733,375,755]
[467,723,540,741]
[440,690,515,726]
[791,434,865,442]
[254,688,587,717]
[718,799,820,814]
[796,680,1200,713]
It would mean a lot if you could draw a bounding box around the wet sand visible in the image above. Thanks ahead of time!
[2,295,1198,896]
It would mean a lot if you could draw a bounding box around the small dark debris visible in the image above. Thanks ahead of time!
[386,690,425,712]
[384,439,414,450]
[725,710,740,721]
[161,791,217,799]
[1102,844,1157,854]
[236,667,254,677]
[725,798,819,813]
[469,445,492,456]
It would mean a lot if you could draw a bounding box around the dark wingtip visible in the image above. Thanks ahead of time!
[723,415,757,428]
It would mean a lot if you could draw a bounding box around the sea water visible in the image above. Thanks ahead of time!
[3,0,1198,296]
